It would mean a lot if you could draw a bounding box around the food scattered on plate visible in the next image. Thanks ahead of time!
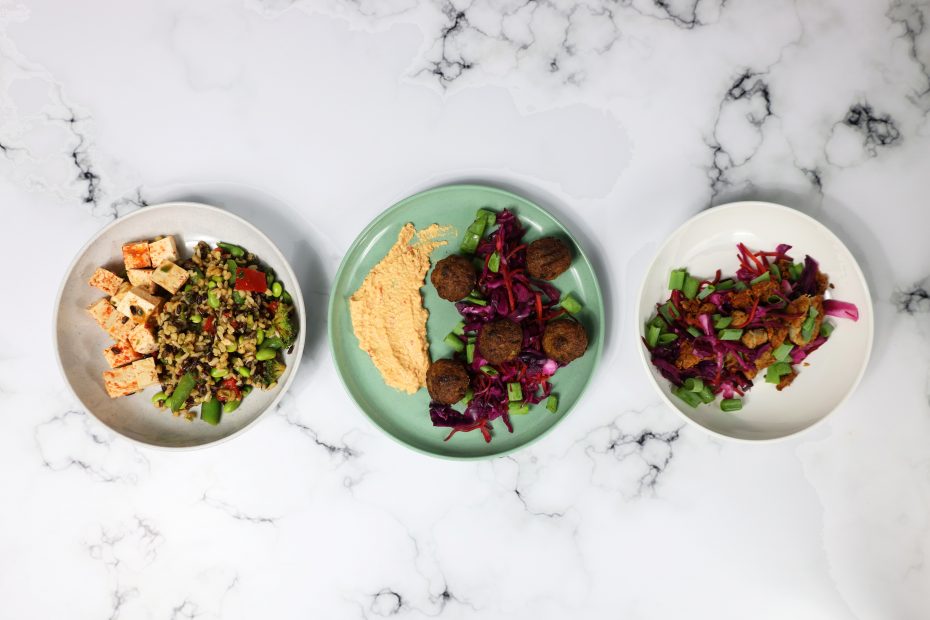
[84,236,298,426]
[428,209,589,442]
[643,243,859,412]
[348,223,451,394]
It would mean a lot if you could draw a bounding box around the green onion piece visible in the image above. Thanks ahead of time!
[255,348,277,361]
[788,263,803,281]
[507,382,523,402]
[560,293,583,314]
[773,343,794,362]
[508,402,530,415]
[151,391,167,404]
[488,252,500,273]
[657,333,678,345]
[769,264,781,280]
[237,367,251,378]
[166,373,196,413]
[718,328,744,341]
[480,365,498,376]
[673,387,702,408]
[767,295,785,305]
[683,276,700,300]
[444,333,465,353]
[546,395,558,413]
[465,295,487,306]
[686,326,702,338]
[714,316,733,329]
[750,272,771,285]
[649,314,667,330]
[668,269,686,291]
[697,285,716,300]
[698,385,715,404]
[222,400,241,414]
[820,322,835,338]
[476,208,496,226]
[218,242,245,257]
[460,212,490,254]
[734,281,748,291]
[461,388,474,405]
[210,368,228,378]
[684,377,704,392]
[452,321,465,336]
[715,279,735,291]
[201,399,221,425]
[801,307,818,342]
[659,302,679,324]
[720,398,742,413]
[765,362,792,384]
[466,342,475,364]
[646,325,661,347]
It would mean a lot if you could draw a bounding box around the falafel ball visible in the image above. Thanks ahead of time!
[426,359,471,405]
[542,319,588,364]
[478,319,523,364]
[526,237,572,280]
[430,254,477,301]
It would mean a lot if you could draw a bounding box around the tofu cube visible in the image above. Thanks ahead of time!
[87,298,116,329]
[103,340,143,368]
[115,286,163,323]
[103,365,138,398]
[88,267,124,296]
[107,315,134,341]
[151,261,189,294]
[132,357,159,388]
[110,281,132,308]
[127,268,158,294]
[122,241,151,269]
[148,236,179,268]
[128,322,158,355]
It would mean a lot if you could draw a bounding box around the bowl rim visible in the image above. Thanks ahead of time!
[326,183,606,460]
[52,201,307,451]
[635,200,875,443]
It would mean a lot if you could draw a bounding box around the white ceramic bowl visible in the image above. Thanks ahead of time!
[637,202,873,441]
[54,203,306,448]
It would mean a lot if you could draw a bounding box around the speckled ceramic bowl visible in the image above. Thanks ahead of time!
[54,203,306,449]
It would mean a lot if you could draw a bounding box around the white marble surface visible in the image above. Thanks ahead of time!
[1,0,929,618]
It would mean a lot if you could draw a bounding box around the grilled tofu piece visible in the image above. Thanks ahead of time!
[103,365,138,398]
[131,357,159,388]
[103,340,143,368]
[122,241,152,269]
[127,268,158,294]
[151,261,189,294]
[115,286,163,323]
[128,322,158,355]
[148,236,179,268]
[88,267,124,296]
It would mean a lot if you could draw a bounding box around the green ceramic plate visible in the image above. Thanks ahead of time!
[328,185,604,459]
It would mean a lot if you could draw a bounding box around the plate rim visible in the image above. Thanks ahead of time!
[327,183,606,460]
[635,200,875,442]
[52,201,308,451]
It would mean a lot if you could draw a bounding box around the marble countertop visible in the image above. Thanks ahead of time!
[2,1,929,618]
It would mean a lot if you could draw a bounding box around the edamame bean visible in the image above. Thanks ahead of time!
[226,342,237,353]
[189,314,202,324]
[271,282,283,298]
[255,348,276,361]
[210,368,228,378]
[208,290,220,308]
[256,329,264,345]
[237,367,251,377]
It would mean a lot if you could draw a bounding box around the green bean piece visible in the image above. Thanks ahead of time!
[166,373,196,412]
[151,391,167,404]
[255,348,277,361]
[207,290,220,308]
[241,385,254,396]
[210,368,228,378]
[222,400,241,413]
[201,399,221,425]
[218,242,245,257]
[281,291,292,304]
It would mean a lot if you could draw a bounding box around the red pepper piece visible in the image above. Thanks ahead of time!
[234,267,267,293]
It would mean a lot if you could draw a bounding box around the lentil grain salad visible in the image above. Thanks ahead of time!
[84,235,298,426]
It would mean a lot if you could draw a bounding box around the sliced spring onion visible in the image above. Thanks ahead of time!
[686,326,702,338]
[714,315,733,329]
[646,325,661,347]
[720,398,742,413]
[201,399,221,425]
[476,208,496,227]
[673,387,702,408]
[698,385,715,404]
[734,281,748,291]
[461,388,474,405]
[773,343,794,361]
[659,302,679,323]
[508,403,530,415]
[715,279,735,291]
[460,210,491,254]
[820,321,835,338]
[718,328,744,341]
[465,295,487,306]
[546,395,558,413]
[488,252,500,273]
[560,293,583,314]
[769,263,781,280]
[452,321,465,336]
[444,333,464,353]
[465,342,475,364]
[697,284,716,300]
[668,269,687,291]
[479,365,498,376]
[767,294,785,305]
[658,333,678,345]
[750,271,771,285]
[649,314,667,330]
[507,382,523,402]
[683,276,700,300]
[765,361,792,384]
[684,377,704,392]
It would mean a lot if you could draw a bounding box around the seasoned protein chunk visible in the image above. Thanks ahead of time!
[151,260,189,294]
[103,340,143,368]
[131,357,159,388]
[110,281,132,307]
[107,314,134,341]
[122,241,152,269]
[787,295,824,346]
[87,298,116,330]
[103,365,138,398]
[115,286,163,323]
[127,268,158,294]
[88,267,124,296]
[741,329,769,349]
[128,322,157,355]
[148,236,179,268]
